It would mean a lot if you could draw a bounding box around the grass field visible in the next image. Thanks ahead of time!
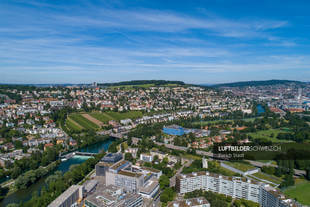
[81,113,104,127]
[284,179,310,205]
[89,112,111,123]
[66,111,143,131]
[89,111,143,122]
[105,111,143,121]
[247,129,291,142]
[225,161,256,172]
[218,166,240,176]
[252,172,282,184]
[66,118,84,131]
[69,113,99,130]
[182,154,203,160]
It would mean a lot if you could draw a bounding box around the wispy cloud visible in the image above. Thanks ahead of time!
[50,8,288,40]
[0,0,308,84]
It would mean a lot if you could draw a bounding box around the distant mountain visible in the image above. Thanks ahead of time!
[211,80,307,88]
[98,80,185,87]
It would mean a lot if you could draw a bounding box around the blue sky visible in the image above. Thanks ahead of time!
[1,0,310,84]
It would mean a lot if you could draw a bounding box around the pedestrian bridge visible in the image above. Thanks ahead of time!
[75,152,97,156]
[60,151,98,159]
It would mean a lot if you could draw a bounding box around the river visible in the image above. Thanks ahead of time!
[0,138,114,206]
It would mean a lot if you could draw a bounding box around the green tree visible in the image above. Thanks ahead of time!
[159,175,169,189]
[160,187,175,203]
[124,153,133,162]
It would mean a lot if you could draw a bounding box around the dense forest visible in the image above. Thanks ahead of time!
[98,80,185,86]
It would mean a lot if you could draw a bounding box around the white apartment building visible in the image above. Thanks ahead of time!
[176,171,302,207]
[167,197,210,207]
[140,153,153,162]
[177,172,259,203]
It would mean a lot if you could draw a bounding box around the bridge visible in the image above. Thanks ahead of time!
[60,151,98,160]
[96,131,127,139]
[75,152,98,156]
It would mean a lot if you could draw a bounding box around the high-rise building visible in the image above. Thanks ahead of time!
[260,186,303,207]
[48,185,83,207]
[105,159,160,198]
[202,157,208,169]
[96,153,123,176]
[176,171,301,207]
[167,197,210,207]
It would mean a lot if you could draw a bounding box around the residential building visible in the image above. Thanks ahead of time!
[48,185,83,207]
[260,186,303,207]
[167,197,210,207]
[176,171,302,207]
[140,153,153,162]
[176,171,260,203]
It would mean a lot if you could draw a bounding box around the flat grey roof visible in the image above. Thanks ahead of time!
[48,185,80,207]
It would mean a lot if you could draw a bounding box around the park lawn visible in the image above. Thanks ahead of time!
[66,118,83,131]
[284,179,310,205]
[225,161,256,172]
[69,113,99,130]
[247,129,291,143]
[252,172,282,184]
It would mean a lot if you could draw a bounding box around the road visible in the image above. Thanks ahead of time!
[247,160,306,176]
[169,159,193,187]
[154,141,306,176]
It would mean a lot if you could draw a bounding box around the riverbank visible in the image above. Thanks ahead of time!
[0,137,115,206]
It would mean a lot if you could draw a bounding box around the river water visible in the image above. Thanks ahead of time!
[0,138,114,206]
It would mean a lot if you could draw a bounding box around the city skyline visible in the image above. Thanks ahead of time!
[1,0,310,84]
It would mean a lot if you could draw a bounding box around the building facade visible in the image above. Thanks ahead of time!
[167,197,210,207]
[176,171,302,207]
[48,185,83,207]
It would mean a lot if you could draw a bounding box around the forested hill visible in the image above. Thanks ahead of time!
[98,80,185,86]
[212,80,306,88]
